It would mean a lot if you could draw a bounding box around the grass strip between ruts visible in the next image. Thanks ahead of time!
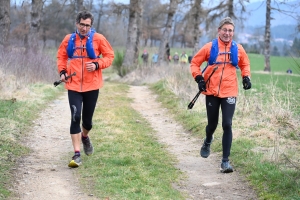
[75,82,185,200]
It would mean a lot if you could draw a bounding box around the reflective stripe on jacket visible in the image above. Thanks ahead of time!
[57,33,114,92]
[190,37,250,98]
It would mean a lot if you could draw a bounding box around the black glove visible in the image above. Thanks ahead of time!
[195,75,206,92]
[242,76,251,90]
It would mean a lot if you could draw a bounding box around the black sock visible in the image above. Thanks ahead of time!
[82,135,89,140]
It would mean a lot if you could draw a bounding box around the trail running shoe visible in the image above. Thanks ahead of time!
[68,155,82,168]
[220,161,234,173]
[82,137,94,156]
[200,138,213,158]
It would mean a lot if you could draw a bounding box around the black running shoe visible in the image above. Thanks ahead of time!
[200,138,213,158]
[220,161,234,173]
[82,136,94,156]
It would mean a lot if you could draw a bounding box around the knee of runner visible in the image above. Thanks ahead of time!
[82,122,92,131]
[222,122,232,131]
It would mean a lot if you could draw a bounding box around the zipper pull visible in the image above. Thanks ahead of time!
[83,44,85,52]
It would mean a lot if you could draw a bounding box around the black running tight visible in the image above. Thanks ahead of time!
[205,95,236,161]
[68,90,99,134]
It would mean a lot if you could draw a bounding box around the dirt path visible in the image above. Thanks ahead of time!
[10,94,98,200]
[10,85,257,200]
[128,86,257,200]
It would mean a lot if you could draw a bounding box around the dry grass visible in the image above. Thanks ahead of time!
[0,47,58,99]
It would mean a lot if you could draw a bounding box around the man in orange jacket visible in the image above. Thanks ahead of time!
[57,10,114,168]
[190,17,251,173]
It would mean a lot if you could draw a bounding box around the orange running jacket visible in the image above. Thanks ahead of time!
[57,32,114,92]
[190,37,250,98]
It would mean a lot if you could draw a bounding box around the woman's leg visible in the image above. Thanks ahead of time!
[220,97,236,161]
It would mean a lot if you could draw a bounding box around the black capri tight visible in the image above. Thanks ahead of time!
[205,95,236,161]
[68,89,99,134]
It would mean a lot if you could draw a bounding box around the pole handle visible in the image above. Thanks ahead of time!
[53,72,76,87]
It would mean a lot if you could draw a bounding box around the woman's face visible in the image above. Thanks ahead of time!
[218,24,234,43]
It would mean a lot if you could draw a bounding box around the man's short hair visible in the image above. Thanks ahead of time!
[76,11,94,25]
[218,17,235,29]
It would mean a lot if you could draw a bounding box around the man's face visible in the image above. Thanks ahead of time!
[76,18,92,35]
[218,24,234,43]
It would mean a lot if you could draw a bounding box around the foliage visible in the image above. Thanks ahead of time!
[112,50,128,77]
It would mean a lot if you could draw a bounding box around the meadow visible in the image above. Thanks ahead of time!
[0,46,299,199]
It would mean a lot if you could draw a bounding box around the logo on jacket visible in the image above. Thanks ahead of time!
[226,97,236,104]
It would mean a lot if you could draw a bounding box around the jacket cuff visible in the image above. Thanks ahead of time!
[93,62,99,70]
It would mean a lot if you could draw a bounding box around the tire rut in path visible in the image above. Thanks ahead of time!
[128,85,257,200]
[10,93,98,200]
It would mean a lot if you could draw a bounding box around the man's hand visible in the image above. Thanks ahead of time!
[242,76,251,90]
[195,75,206,92]
[60,70,68,83]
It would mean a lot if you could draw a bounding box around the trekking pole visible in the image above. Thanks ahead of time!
[53,72,76,87]
[188,66,218,109]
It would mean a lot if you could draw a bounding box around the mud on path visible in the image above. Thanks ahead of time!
[10,85,257,200]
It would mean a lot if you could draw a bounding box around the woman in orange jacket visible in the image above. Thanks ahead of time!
[190,17,251,173]
[57,10,114,168]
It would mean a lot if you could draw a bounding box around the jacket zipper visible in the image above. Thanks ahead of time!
[217,44,227,96]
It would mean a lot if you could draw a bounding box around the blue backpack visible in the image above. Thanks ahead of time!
[67,29,98,59]
[205,38,238,70]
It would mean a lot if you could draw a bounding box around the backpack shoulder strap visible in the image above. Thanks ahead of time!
[208,38,218,65]
[67,32,77,58]
[86,29,98,59]
[230,40,238,67]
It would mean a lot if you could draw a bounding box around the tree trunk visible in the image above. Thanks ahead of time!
[75,0,84,13]
[227,0,234,18]
[158,0,178,65]
[122,0,143,75]
[96,0,104,32]
[0,0,11,47]
[191,0,203,56]
[28,0,43,54]
[264,0,271,72]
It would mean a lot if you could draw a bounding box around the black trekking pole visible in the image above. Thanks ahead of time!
[53,72,76,87]
[188,66,218,109]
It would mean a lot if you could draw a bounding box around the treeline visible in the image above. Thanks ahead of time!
[0,0,299,72]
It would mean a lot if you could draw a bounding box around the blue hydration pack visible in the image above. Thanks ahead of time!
[209,38,238,67]
[67,29,98,59]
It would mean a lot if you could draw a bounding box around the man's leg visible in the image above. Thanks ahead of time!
[81,90,99,155]
[68,91,83,167]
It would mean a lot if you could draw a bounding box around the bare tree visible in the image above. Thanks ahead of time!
[158,0,178,64]
[263,0,300,71]
[28,0,43,54]
[0,0,11,47]
[75,0,85,13]
[205,0,248,31]
[96,0,104,32]
[190,0,204,56]
[263,0,271,72]
[122,0,143,74]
